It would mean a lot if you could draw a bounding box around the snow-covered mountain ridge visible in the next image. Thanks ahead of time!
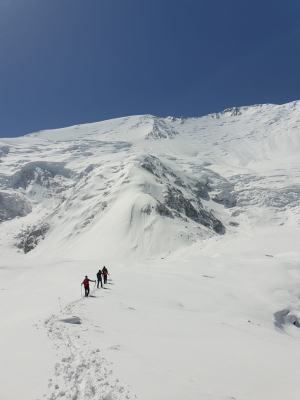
[2,100,300,400]
[1,100,300,259]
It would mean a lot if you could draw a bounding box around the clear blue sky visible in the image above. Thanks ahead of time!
[1,0,300,138]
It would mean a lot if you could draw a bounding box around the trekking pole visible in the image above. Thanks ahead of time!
[58,297,62,313]
[81,285,83,297]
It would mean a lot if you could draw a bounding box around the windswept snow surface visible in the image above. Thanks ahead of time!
[2,101,300,399]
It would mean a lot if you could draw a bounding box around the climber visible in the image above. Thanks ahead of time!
[81,276,96,297]
[102,266,108,284]
[96,269,103,288]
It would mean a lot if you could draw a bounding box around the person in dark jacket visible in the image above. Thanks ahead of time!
[96,269,103,288]
[102,266,108,284]
[81,276,96,297]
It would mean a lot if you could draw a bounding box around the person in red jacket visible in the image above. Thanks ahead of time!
[102,266,108,284]
[81,276,96,297]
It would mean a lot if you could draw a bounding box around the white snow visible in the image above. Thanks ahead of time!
[1,101,300,399]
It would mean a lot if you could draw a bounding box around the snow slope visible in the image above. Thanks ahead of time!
[1,100,300,399]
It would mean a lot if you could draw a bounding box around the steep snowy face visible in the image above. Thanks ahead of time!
[0,151,228,258]
[1,100,300,259]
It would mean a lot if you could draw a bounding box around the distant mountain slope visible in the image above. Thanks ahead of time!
[0,100,300,259]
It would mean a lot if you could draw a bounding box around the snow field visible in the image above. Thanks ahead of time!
[2,247,300,400]
[1,100,300,399]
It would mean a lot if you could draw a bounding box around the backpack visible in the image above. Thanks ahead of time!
[83,278,89,287]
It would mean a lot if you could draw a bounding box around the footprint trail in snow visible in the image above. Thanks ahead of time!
[43,288,132,400]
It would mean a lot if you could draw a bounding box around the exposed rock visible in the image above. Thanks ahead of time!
[17,223,50,253]
[207,104,271,119]
[193,180,210,200]
[164,186,224,233]
[164,187,198,220]
[155,202,172,217]
[141,156,225,233]
[145,118,179,140]
[141,156,173,179]
[198,209,224,233]
[141,204,152,215]
[141,161,158,177]
[229,221,239,227]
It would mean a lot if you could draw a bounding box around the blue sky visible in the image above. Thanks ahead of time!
[0,0,300,138]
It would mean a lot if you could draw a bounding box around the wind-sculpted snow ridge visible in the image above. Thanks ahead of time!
[207,104,276,118]
[274,309,300,332]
